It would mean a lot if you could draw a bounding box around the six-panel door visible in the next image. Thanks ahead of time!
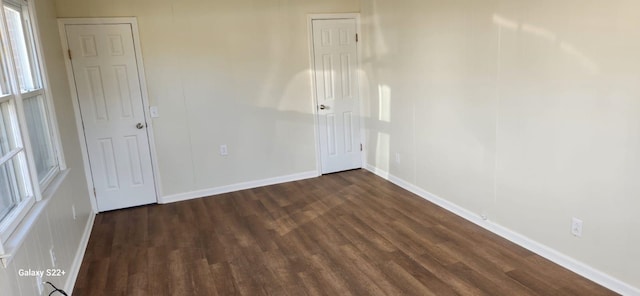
[312,19,362,174]
[66,24,156,211]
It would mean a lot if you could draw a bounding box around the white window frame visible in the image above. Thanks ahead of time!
[5,0,60,187]
[0,0,66,262]
[0,97,35,246]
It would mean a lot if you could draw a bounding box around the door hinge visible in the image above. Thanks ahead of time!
[68,49,72,60]
[360,143,363,151]
[356,34,359,42]
[93,188,96,197]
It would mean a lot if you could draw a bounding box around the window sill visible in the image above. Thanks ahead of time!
[0,169,70,267]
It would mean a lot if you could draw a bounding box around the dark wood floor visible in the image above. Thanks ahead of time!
[73,169,616,295]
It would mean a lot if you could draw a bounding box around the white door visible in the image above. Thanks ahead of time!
[65,24,156,211]
[312,19,362,174]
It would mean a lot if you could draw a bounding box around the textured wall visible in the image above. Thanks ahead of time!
[55,0,360,197]
[0,0,93,294]
[361,0,640,290]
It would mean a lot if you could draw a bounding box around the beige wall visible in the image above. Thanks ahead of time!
[0,0,93,294]
[55,0,360,197]
[46,0,640,292]
[361,0,640,290]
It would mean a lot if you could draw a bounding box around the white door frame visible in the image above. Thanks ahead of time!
[307,13,366,175]
[58,17,162,212]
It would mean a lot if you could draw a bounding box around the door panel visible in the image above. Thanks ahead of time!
[66,24,156,211]
[313,19,362,174]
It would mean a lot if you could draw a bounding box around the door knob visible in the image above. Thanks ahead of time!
[319,104,327,110]
[136,122,145,129]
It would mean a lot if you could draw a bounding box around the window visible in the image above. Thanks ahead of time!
[4,2,57,186]
[23,95,56,183]
[0,59,34,246]
[0,0,61,254]
[0,100,32,223]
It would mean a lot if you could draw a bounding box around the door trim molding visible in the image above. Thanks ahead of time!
[57,17,162,212]
[307,13,365,175]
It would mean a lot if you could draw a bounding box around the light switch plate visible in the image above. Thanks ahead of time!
[149,106,159,118]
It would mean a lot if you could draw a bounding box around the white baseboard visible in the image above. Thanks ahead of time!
[160,170,320,204]
[64,210,96,295]
[365,164,639,296]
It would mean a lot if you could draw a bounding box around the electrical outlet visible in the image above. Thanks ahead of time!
[571,217,583,237]
[49,247,57,267]
[219,144,228,156]
[395,153,401,164]
[35,275,44,295]
[72,205,77,220]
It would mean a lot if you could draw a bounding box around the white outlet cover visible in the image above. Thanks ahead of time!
[219,145,228,156]
[571,217,583,237]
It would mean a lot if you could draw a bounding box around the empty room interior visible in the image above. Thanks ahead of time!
[1,0,639,295]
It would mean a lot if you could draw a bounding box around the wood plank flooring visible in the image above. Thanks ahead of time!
[73,169,616,295]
